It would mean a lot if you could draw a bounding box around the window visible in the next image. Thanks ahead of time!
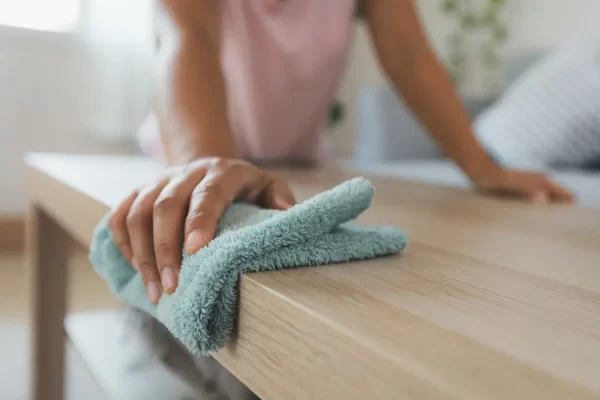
[0,0,80,32]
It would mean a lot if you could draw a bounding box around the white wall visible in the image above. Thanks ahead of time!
[333,0,600,158]
[0,27,135,215]
[1,0,599,213]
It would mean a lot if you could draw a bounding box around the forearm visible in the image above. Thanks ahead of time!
[155,2,237,166]
[385,51,499,179]
[365,0,500,180]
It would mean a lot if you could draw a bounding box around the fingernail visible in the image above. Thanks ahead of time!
[161,266,177,294]
[131,257,140,272]
[186,230,206,254]
[276,196,293,210]
[146,281,161,304]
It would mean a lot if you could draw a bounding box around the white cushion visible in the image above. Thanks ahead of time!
[475,35,600,170]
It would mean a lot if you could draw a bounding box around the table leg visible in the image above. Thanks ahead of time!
[27,205,71,400]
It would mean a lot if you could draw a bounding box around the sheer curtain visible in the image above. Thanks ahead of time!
[80,0,154,143]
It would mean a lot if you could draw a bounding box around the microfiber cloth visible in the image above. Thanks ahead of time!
[89,178,407,355]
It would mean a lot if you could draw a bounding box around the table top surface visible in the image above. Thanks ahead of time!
[27,153,600,400]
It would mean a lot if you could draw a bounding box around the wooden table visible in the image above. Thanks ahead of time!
[26,153,600,400]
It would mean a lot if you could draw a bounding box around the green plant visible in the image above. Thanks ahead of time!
[328,101,345,128]
[441,0,508,91]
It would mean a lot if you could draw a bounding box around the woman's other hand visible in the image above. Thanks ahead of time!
[472,167,575,204]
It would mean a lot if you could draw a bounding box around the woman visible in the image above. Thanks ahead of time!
[109,1,573,398]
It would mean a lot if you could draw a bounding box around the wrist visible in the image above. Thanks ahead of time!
[458,151,504,185]
[162,126,238,166]
[167,148,237,166]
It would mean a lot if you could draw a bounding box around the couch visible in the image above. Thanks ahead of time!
[349,55,600,206]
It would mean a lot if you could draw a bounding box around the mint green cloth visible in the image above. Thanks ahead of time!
[89,178,407,355]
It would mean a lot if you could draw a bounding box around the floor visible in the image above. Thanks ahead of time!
[0,248,119,400]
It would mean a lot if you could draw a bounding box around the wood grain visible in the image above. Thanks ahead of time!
[25,153,600,399]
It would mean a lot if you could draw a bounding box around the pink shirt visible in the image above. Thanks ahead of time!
[139,0,356,163]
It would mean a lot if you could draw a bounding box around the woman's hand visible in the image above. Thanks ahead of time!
[472,167,575,204]
[108,158,296,304]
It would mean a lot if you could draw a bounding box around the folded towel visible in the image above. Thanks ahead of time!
[90,178,407,355]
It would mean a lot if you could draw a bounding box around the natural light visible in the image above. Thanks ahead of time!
[0,0,80,32]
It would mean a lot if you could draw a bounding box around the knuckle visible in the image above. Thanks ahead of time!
[186,210,212,225]
[227,161,247,177]
[108,213,121,232]
[178,162,201,177]
[126,209,147,231]
[153,193,180,214]
[188,158,210,170]
[154,240,176,254]
[194,181,225,199]
[115,240,131,250]
[138,261,158,280]
[114,233,130,246]
[137,259,154,271]
[211,157,231,170]
[108,192,140,232]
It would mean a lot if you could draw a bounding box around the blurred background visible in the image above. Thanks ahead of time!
[1,0,599,398]
[1,0,600,218]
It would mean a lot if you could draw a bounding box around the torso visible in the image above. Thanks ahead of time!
[139,0,357,163]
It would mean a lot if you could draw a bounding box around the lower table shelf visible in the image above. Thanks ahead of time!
[65,310,206,400]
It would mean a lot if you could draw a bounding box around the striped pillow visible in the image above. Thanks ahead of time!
[475,36,600,170]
